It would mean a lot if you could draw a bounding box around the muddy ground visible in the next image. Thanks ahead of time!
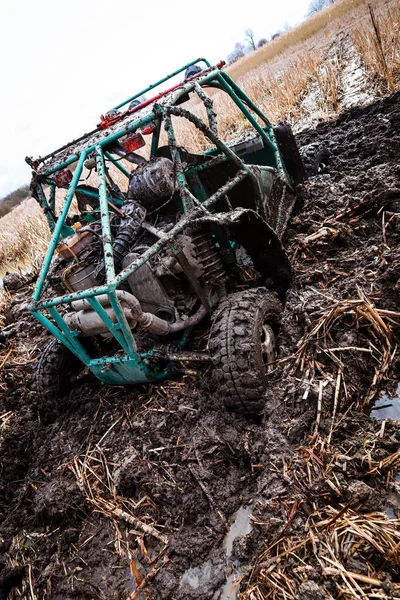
[0,92,399,600]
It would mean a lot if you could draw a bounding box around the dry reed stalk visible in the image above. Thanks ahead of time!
[70,448,168,546]
[293,291,396,418]
[352,2,400,92]
[94,498,168,544]
[0,288,11,327]
[0,411,14,442]
[245,504,400,600]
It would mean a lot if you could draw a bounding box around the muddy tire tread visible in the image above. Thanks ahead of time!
[299,143,330,176]
[209,288,282,414]
[34,338,81,406]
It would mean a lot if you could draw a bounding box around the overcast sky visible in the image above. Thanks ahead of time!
[0,0,311,198]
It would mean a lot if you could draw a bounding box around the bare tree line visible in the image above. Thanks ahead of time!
[227,0,336,64]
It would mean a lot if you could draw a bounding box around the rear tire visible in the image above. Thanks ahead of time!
[34,338,83,406]
[208,288,282,414]
[299,143,330,177]
[274,123,307,186]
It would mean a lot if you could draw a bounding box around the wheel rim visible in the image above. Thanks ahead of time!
[261,324,276,366]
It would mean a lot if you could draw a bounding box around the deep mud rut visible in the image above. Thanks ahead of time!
[0,93,399,600]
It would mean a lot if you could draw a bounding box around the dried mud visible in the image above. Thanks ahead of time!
[1,93,400,600]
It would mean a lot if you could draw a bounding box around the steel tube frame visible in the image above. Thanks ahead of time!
[29,58,288,384]
[33,150,88,302]
[111,57,211,111]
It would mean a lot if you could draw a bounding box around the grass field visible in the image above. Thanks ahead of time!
[0,0,398,292]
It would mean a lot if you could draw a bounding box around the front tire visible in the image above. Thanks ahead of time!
[208,288,282,414]
[34,338,84,406]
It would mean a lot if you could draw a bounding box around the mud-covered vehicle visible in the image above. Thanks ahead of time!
[26,58,309,413]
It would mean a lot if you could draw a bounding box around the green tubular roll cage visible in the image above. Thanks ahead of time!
[27,58,290,385]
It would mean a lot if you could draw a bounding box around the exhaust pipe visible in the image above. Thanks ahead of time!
[65,305,137,337]
[65,290,206,338]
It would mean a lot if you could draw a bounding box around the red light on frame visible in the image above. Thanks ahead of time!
[120,133,145,154]
[141,125,155,135]
[53,169,73,187]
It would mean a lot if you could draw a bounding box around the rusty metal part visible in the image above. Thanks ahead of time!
[190,230,225,286]
[67,290,207,338]
[174,249,211,312]
[65,305,137,337]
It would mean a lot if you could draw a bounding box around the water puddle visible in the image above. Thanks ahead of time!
[181,560,213,590]
[216,571,241,600]
[386,507,397,520]
[370,383,400,421]
[179,506,253,599]
[224,506,252,557]
[216,506,253,600]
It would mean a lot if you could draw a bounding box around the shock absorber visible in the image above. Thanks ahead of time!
[113,219,141,269]
[94,218,141,282]
[192,230,225,285]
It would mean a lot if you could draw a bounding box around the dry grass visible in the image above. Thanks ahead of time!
[243,311,400,600]
[0,288,11,327]
[353,2,400,93]
[227,0,387,80]
[243,417,400,599]
[246,503,400,599]
[291,289,399,420]
[177,0,398,151]
[0,198,50,277]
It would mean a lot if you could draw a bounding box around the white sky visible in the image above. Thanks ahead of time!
[0,0,311,197]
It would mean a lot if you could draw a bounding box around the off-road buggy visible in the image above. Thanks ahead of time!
[26,58,313,413]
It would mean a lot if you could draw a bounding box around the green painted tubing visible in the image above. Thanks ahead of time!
[35,182,56,230]
[220,71,272,128]
[114,169,249,286]
[34,310,74,352]
[166,103,251,175]
[47,306,92,364]
[39,67,217,179]
[162,112,196,212]
[150,119,161,159]
[32,284,113,310]
[34,309,91,363]
[49,184,56,212]
[40,113,154,177]
[32,150,88,302]
[104,151,130,178]
[95,146,116,283]
[111,57,211,111]
[73,185,124,208]
[86,296,130,352]
[33,169,250,312]
[108,291,138,356]
[218,72,288,181]
[216,73,276,152]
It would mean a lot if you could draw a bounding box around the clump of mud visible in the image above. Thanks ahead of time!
[0,93,399,600]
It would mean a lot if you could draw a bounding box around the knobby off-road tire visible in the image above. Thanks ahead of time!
[299,143,330,177]
[34,338,83,407]
[208,288,282,414]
